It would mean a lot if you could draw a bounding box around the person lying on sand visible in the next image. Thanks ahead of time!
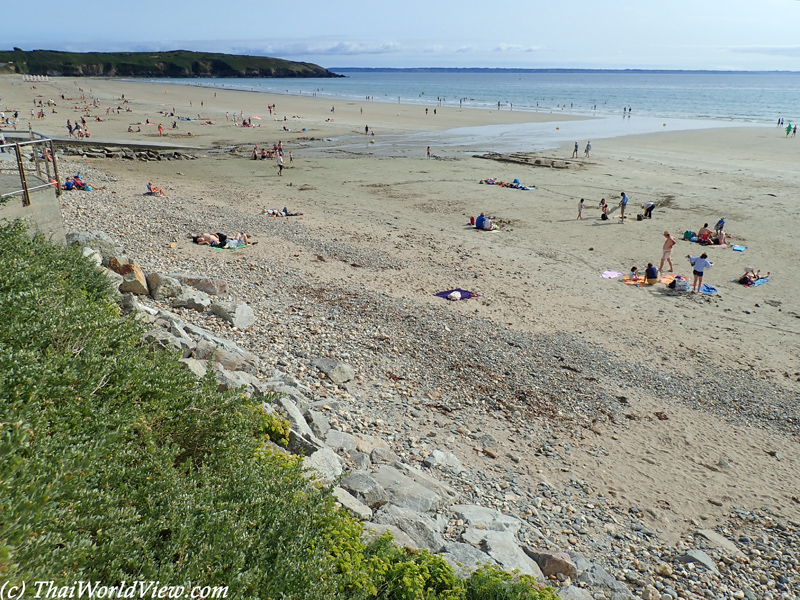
[738,267,769,285]
[262,207,303,217]
[192,232,252,248]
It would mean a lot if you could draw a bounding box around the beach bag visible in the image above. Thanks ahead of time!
[601,213,609,221]
[637,214,643,221]
[683,231,694,240]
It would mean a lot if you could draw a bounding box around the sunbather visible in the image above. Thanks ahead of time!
[191,232,251,247]
[147,182,165,197]
[738,267,769,285]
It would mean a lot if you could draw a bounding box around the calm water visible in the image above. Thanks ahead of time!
[145,71,800,153]
[151,71,800,123]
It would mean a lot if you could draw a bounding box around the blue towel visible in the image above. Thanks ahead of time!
[750,277,770,287]
[700,284,717,295]
[733,245,746,252]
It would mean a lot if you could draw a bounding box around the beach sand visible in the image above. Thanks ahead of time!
[5,75,800,540]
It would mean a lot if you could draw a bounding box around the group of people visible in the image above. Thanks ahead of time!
[694,218,727,245]
[571,141,591,159]
[593,193,654,222]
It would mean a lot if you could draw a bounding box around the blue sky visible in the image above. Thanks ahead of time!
[9,0,800,70]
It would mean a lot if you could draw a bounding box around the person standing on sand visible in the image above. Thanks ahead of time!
[277,153,284,176]
[577,198,584,220]
[572,142,579,158]
[158,123,163,137]
[660,231,676,273]
[584,141,591,158]
[427,146,431,159]
[687,253,713,292]
[619,192,629,222]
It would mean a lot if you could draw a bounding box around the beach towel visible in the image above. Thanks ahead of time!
[435,288,479,301]
[700,284,717,295]
[602,270,624,279]
[733,245,746,252]
[659,274,677,285]
[623,277,643,285]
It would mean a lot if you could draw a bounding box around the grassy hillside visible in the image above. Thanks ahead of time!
[0,48,340,78]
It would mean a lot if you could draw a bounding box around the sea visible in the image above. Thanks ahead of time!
[145,70,800,153]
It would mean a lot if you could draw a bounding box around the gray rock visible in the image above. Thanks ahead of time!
[370,447,400,464]
[362,523,418,550]
[333,487,372,521]
[577,565,633,596]
[303,409,331,438]
[210,301,256,329]
[568,552,593,575]
[258,382,311,406]
[354,433,391,454]
[373,504,447,552]
[451,505,523,534]
[675,549,719,575]
[340,471,387,508]
[66,231,121,260]
[273,397,315,439]
[303,447,343,484]
[168,272,228,296]
[324,429,358,453]
[102,267,125,292]
[480,531,545,580]
[81,246,103,266]
[193,338,259,374]
[214,369,255,394]
[695,529,742,556]
[311,357,355,384]
[557,586,594,600]
[142,328,191,357]
[440,542,497,578]
[146,273,183,299]
[172,289,212,311]
[178,357,208,379]
[287,429,327,456]
[371,465,448,513]
[424,449,463,472]
[348,449,371,470]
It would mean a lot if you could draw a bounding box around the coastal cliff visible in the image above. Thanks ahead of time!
[0,48,340,78]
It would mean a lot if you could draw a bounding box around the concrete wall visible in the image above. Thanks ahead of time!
[0,187,66,244]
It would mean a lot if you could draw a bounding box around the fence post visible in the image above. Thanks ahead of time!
[14,143,31,207]
[49,140,62,197]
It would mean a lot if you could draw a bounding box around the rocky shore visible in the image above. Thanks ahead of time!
[58,158,800,600]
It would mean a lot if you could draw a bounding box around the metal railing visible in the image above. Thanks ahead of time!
[0,131,61,206]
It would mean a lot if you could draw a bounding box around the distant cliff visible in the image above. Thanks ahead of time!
[0,49,341,78]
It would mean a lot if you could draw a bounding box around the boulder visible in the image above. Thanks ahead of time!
[362,523,418,550]
[371,465,448,513]
[142,328,191,357]
[695,529,742,556]
[557,586,594,600]
[146,273,183,299]
[324,429,358,453]
[348,449,371,470]
[210,301,256,329]
[192,338,259,374]
[167,272,228,296]
[311,358,354,384]
[373,504,447,552]
[340,471,387,508]
[451,505,522,534]
[424,449,463,472]
[81,246,103,266]
[675,549,719,575]
[355,433,391,454]
[172,289,212,310]
[303,409,331,438]
[214,369,256,394]
[524,548,578,579]
[66,231,120,260]
[333,487,372,521]
[440,542,497,578]
[371,447,400,464]
[110,259,148,295]
[272,397,315,439]
[577,565,633,596]
[480,531,544,580]
[102,268,124,292]
[303,447,343,483]
[178,357,208,379]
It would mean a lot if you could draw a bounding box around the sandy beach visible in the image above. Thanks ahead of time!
[4,74,800,589]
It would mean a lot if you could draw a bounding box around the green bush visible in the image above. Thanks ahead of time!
[0,220,557,600]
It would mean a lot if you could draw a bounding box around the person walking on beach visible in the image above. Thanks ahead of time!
[572,142,579,158]
[158,123,163,137]
[426,146,431,159]
[277,153,284,176]
[577,198,584,220]
[687,253,713,292]
[793,125,797,138]
[660,231,676,273]
[584,141,591,158]
[619,192,629,222]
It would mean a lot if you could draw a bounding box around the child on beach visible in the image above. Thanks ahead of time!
[577,198,584,220]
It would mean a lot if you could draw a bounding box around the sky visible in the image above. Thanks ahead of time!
[8,0,800,71]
